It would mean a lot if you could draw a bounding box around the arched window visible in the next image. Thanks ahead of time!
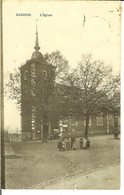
[42,70,47,80]
[23,70,28,80]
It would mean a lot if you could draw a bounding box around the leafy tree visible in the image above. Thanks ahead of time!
[101,75,120,137]
[5,51,69,141]
[5,52,120,141]
[65,54,120,138]
[5,68,21,109]
[44,50,69,83]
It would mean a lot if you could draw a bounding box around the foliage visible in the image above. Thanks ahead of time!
[5,51,69,108]
[5,52,120,139]
[44,50,69,83]
[62,54,120,138]
[5,68,21,110]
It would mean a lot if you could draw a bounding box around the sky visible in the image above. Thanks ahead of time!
[3,0,121,133]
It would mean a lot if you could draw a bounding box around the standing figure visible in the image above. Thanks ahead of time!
[79,137,83,149]
[66,138,71,150]
[86,138,90,148]
[83,138,87,149]
[72,139,76,150]
[57,139,62,151]
[71,136,75,149]
[62,139,66,151]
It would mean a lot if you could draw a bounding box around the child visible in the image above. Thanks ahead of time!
[83,138,87,149]
[61,139,66,151]
[79,137,83,149]
[71,137,75,149]
[66,138,71,150]
[72,139,76,150]
[86,138,90,148]
[57,140,62,151]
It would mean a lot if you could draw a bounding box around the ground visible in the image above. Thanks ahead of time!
[44,162,120,190]
[5,135,120,189]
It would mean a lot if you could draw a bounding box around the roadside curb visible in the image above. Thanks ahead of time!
[26,159,120,189]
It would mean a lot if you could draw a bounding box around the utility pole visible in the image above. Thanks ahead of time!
[0,0,5,189]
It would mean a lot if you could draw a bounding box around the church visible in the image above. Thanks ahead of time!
[20,24,117,141]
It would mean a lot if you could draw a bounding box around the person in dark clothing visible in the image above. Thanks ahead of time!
[72,139,76,150]
[71,137,75,149]
[66,138,71,150]
[86,138,90,148]
[61,139,66,151]
[79,137,83,149]
[57,140,62,151]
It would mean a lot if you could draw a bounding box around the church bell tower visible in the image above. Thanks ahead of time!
[20,21,55,141]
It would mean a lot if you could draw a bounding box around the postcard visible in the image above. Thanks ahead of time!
[1,0,122,192]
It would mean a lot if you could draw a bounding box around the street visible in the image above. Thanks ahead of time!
[44,161,120,190]
[5,135,120,189]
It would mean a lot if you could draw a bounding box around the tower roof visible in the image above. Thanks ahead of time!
[31,20,43,60]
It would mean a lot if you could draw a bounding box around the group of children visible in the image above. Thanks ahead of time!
[57,137,90,151]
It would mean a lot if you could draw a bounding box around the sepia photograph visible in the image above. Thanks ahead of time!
[1,0,121,190]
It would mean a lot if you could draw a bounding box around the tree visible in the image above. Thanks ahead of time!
[65,54,120,139]
[5,52,120,141]
[44,50,69,83]
[102,75,120,137]
[5,68,21,109]
[5,51,69,106]
[5,51,69,141]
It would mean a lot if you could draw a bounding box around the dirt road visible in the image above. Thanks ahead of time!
[5,135,120,189]
[44,162,120,190]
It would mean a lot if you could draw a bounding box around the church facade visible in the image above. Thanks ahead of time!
[20,25,116,141]
[20,25,55,141]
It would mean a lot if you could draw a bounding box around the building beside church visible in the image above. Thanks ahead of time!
[20,25,117,141]
[58,114,117,138]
